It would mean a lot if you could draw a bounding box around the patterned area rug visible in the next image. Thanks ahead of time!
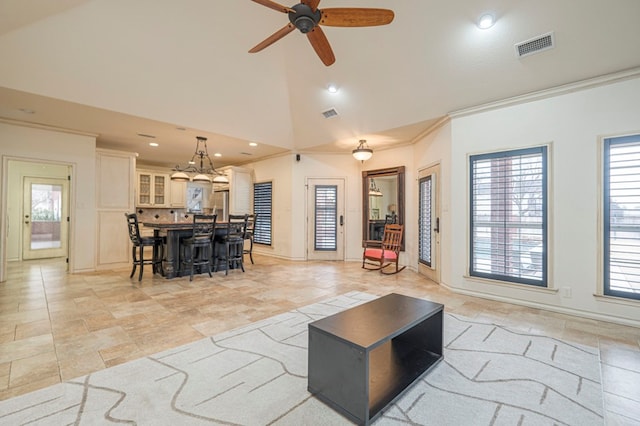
[0,292,604,425]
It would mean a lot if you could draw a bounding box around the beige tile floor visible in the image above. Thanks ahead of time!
[1,255,639,424]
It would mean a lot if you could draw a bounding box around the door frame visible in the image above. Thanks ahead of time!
[1,157,74,282]
[418,163,441,283]
[306,177,346,261]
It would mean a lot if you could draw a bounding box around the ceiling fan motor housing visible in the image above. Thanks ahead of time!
[289,3,321,33]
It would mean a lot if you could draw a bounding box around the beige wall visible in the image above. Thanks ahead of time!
[446,76,640,325]
[0,122,97,278]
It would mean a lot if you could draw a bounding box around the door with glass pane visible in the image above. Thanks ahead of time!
[418,164,441,283]
[307,178,345,261]
[23,177,69,260]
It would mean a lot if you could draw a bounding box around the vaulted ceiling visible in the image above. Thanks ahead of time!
[1,0,639,168]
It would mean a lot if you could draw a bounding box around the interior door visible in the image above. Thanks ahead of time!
[23,177,69,260]
[307,178,345,261]
[418,164,441,283]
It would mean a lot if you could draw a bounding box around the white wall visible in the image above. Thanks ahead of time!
[0,122,97,277]
[447,76,640,324]
[413,121,453,282]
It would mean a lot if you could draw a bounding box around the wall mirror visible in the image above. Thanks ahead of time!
[362,166,405,249]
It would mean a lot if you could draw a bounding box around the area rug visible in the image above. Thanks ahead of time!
[0,291,604,425]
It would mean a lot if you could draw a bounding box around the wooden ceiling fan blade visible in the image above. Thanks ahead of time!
[307,26,335,66]
[301,0,321,12]
[249,24,295,53]
[320,8,395,27]
[251,0,295,14]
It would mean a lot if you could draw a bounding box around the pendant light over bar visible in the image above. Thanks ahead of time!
[171,136,228,183]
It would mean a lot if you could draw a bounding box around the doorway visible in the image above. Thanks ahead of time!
[418,164,441,283]
[22,177,69,260]
[306,178,345,261]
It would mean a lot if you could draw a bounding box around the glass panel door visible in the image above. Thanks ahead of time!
[23,177,69,260]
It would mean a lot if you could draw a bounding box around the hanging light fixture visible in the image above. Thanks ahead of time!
[369,179,383,197]
[171,136,228,183]
[352,139,373,162]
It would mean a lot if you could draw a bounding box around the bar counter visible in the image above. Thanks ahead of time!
[142,221,232,279]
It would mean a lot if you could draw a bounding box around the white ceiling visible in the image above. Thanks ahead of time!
[1,0,639,168]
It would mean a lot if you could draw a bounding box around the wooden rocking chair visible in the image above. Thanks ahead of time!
[362,223,406,275]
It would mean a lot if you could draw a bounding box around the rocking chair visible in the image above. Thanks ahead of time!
[362,223,406,275]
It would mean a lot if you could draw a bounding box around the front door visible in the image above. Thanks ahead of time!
[418,164,441,283]
[307,178,345,261]
[22,177,69,260]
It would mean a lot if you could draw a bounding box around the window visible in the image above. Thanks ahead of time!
[604,135,640,300]
[314,185,337,250]
[253,182,272,245]
[470,146,547,286]
[419,175,432,266]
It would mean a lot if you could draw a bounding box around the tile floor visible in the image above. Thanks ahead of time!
[0,255,639,424]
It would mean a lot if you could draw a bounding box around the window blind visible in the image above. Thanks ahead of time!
[604,135,640,300]
[470,146,547,286]
[253,182,272,245]
[419,175,432,266]
[315,185,337,251]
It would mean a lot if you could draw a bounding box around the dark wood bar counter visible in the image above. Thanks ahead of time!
[142,222,233,278]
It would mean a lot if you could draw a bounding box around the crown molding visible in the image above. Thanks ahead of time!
[449,67,640,119]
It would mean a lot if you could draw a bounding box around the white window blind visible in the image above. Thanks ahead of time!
[419,175,432,266]
[470,146,547,286]
[315,185,337,251]
[604,135,640,300]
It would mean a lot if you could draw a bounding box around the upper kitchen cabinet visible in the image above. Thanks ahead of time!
[136,170,169,207]
[169,180,186,208]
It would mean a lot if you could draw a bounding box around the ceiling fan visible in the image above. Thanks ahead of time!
[249,0,394,66]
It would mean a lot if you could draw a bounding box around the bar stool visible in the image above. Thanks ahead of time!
[243,213,258,264]
[181,214,217,281]
[125,213,164,281]
[214,214,247,275]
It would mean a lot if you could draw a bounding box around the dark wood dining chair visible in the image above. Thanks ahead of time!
[125,213,164,281]
[362,223,405,275]
[243,213,258,264]
[214,214,247,275]
[181,214,217,281]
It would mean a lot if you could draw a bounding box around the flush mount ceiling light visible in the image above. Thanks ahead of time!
[477,13,495,29]
[171,136,228,183]
[352,139,373,162]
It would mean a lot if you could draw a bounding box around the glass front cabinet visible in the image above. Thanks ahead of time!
[136,171,169,207]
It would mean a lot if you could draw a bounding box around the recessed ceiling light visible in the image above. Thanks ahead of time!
[327,84,339,93]
[249,142,258,147]
[149,142,159,147]
[214,153,222,157]
[477,13,495,29]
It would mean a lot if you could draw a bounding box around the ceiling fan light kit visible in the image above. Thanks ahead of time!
[249,0,394,66]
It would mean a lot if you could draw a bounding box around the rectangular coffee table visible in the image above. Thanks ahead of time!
[308,293,443,425]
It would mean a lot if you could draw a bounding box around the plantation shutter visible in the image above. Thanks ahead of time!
[315,185,337,250]
[253,182,272,245]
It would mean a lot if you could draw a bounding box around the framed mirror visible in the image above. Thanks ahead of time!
[362,166,405,249]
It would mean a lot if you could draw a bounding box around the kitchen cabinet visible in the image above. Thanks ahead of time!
[170,180,186,208]
[136,171,169,207]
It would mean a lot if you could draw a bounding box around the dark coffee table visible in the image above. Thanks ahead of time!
[308,293,443,425]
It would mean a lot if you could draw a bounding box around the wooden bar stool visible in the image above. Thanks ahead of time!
[214,214,247,275]
[125,213,164,281]
[181,214,217,281]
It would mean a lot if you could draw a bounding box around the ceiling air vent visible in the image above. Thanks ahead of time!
[515,32,555,58]
[322,108,339,119]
